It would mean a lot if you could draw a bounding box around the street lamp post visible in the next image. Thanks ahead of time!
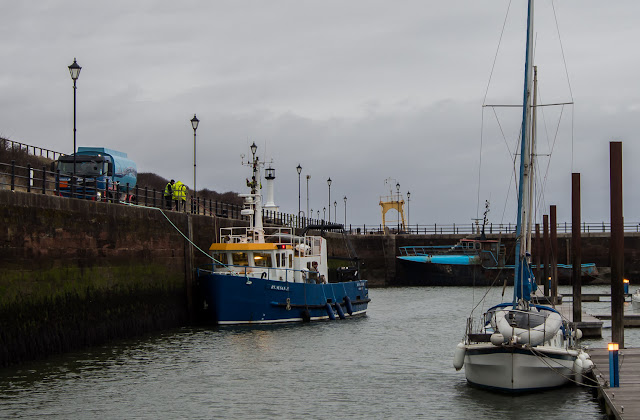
[327,178,332,223]
[334,200,337,224]
[323,207,326,221]
[407,191,411,232]
[396,182,400,233]
[306,174,311,219]
[68,58,81,195]
[191,114,199,209]
[296,164,302,219]
[344,196,347,228]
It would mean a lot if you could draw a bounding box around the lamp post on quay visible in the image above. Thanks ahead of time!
[344,196,347,229]
[68,58,82,193]
[327,178,332,223]
[407,191,411,232]
[323,207,326,221]
[191,114,199,206]
[296,164,302,219]
[334,201,337,224]
[396,182,401,233]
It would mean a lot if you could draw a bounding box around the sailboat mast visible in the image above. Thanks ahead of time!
[526,66,538,258]
[513,0,535,305]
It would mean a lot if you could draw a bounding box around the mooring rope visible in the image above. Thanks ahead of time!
[527,345,600,388]
[121,201,238,274]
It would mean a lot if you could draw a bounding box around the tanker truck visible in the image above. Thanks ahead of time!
[55,147,137,201]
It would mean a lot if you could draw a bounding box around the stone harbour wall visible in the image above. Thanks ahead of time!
[0,190,227,367]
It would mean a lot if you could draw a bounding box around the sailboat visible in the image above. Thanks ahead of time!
[452,0,592,392]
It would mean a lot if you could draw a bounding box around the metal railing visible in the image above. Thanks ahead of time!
[0,160,330,226]
[0,137,64,161]
[0,160,246,218]
[2,159,639,233]
[347,222,640,235]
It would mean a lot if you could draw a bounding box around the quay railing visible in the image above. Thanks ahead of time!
[2,160,639,234]
[0,137,65,161]
[0,160,324,226]
[347,221,640,235]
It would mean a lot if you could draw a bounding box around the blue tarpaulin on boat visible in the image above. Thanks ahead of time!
[397,255,479,266]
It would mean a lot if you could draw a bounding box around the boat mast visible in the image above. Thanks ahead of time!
[525,66,538,258]
[247,143,265,243]
[513,0,535,306]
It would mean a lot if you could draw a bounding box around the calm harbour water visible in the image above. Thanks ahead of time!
[2,285,628,419]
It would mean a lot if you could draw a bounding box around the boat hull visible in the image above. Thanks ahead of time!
[396,259,508,286]
[397,259,598,286]
[196,271,369,325]
[464,344,577,392]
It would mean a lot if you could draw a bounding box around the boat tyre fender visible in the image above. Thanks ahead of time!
[324,302,336,320]
[301,309,311,323]
[334,302,346,320]
[343,296,354,315]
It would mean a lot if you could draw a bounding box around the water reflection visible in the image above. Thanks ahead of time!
[0,287,616,419]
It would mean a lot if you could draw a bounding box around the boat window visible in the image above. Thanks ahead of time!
[213,253,228,265]
[231,252,249,266]
[275,253,280,268]
[289,254,293,268]
[253,252,273,268]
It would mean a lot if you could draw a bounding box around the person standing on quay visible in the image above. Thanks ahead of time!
[172,180,182,211]
[179,182,187,211]
[164,179,175,210]
[172,181,187,211]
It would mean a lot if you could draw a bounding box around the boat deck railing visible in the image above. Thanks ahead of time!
[398,245,477,256]
[200,262,324,283]
[220,226,323,256]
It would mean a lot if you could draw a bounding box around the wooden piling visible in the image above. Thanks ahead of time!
[550,205,558,303]
[535,223,541,284]
[572,173,582,323]
[610,141,624,348]
[543,214,550,297]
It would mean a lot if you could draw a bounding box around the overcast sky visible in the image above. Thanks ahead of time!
[2,1,639,227]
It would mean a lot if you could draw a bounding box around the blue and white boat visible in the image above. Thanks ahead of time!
[196,143,369,325]
[452,0,592,392]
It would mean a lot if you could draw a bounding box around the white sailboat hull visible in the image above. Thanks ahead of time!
[464,343,578,392]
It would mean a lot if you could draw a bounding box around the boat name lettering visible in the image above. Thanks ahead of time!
[270,285,290,291]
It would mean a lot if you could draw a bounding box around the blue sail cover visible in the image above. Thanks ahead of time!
[515,258,537,301]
